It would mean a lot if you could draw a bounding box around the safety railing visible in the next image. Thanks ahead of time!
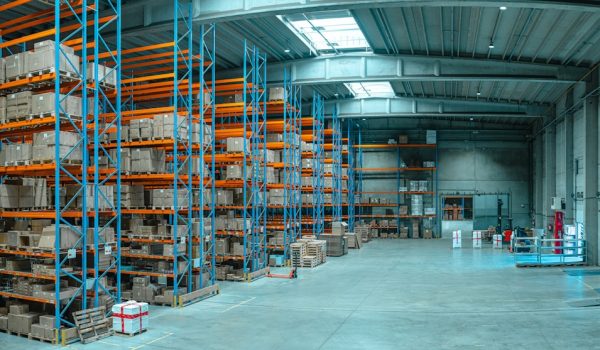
[513,236,586,267]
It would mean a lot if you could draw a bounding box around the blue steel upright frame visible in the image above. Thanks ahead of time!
[92,0,122,308]
[54,0,89,331]
[251,45,268,273]
[292,80,302,240]
[198,23,216,288]
[312,93,325,237]
[356,126,364,222]
[331,106,343,222]
[171,0,194,302]
[282,69,302,255]
[347,123,355,232]
[241,41,267,275]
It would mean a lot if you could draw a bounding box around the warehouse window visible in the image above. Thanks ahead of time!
[280,11,370,53]
[344,82,395,98]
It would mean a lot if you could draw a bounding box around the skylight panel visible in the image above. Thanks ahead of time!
[281,11,370,53]
[344,82,395,98]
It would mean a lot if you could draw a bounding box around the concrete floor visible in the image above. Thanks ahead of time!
[3,239,600,349]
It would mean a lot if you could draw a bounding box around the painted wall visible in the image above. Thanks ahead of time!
[359,138,531,231]
[437,140,530,229]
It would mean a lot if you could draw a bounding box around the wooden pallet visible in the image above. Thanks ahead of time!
[72,306,114,344]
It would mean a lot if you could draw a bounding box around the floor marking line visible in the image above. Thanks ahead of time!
[220,297,256,313]
[129,332,174,350]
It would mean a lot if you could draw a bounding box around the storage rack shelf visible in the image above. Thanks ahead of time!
[0,0,122,340]
[353,137,439,238]
[212,40,269,281]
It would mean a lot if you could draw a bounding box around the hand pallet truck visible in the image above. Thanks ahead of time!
[266,267,297,279]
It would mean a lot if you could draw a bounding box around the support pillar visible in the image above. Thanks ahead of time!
[564,91,575,225]
[543,116,556,230]
[583,69,599,265]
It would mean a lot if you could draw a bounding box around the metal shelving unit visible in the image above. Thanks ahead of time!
[105,2,217,306]
[353,142,439,237]
[197,22,217,301]
[300,92,325,237]
[214,40,268,281]
[0,0,121,340]
[266,68,301,260]
[346,123,355,232]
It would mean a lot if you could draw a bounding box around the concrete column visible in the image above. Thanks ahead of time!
[543,119,556,229]
[534,124,544,228]
[583,69,599,265]
[564,92,575,225]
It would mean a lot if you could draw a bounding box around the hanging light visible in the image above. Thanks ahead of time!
[499,6,507,10]
[488,41,495,49]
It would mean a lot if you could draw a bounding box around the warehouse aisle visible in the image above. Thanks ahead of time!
[2,240,599,350]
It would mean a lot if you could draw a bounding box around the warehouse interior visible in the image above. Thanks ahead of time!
[0,1,598,349]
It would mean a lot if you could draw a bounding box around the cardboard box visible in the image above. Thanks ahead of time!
[453,230,462,248]
[268,87,284,101]
[426,130,437,144]
[423,229,433,239]
[493,234,502,249]
[9,304,29,315]
[226,137,248,153]
[5,52,29,80]
[215,238,230,255]
[472,231,482,248]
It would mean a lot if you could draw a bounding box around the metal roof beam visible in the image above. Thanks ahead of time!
[221,54,587,84]
[116,1,598,38]
[323,97,548,119]
[192,0,599,22]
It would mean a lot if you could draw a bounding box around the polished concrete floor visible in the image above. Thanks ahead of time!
[3,239,600,349]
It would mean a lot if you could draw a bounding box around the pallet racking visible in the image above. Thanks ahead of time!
[0,0,121,340]
[105,2,217,305]
[213,40,268,281]
[353,141,438,238]
[301,92,324,237]
[265,69,302,262]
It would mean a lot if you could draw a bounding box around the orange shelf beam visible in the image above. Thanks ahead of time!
[0,291,54,304]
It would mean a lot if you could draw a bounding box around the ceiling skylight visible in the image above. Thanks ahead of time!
[280,11,370,53]
[344,82,395,98]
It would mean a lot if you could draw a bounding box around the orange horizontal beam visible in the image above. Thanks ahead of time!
[94,42,175,61]
[0,269,55,281]
[0,15,113,49]
[0,0,32,13]
[121,252,174,261]
[0,291,54,305]
[1,2,88,36]
[122,73,174,84]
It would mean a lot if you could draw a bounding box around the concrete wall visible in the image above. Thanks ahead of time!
[437,140,530,229]
[532,68,599,265]
[360,139,531,230]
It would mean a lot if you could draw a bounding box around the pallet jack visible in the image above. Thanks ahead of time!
[266,267,297,279]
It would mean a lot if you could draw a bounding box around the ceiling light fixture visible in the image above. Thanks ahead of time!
[476,91,481,96]
[284,48,291,53]
[499,6,507,10]
[488,41,495,49]
[470,117,474,121]
[334,92,339,97]
[362,118,366,121]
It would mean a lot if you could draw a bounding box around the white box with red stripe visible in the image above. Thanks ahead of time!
[112,301,149,335]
